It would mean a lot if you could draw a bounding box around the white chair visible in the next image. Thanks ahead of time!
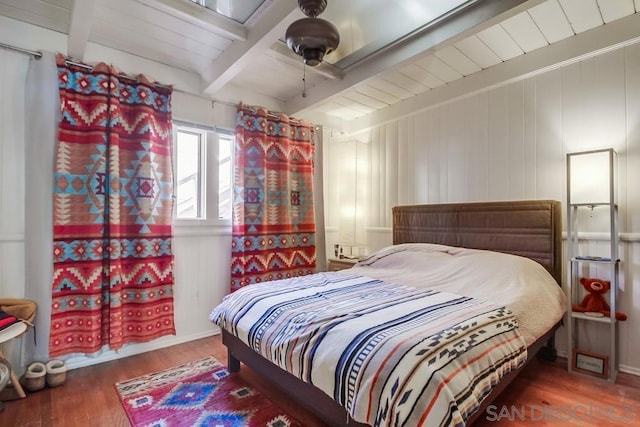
[0,322,28,400]
[0,356,10,411]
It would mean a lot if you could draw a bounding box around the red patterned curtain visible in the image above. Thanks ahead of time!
[231,104,317,291]
[50,54,175,357]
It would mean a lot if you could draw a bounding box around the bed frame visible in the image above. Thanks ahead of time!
[222,199,563,426]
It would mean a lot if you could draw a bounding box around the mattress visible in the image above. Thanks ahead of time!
[353,243,566,346]
[210,244,566,425]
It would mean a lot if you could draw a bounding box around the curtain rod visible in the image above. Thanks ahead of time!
[0,42,42,59]
[213,99,239,108]
[65,58,93,71]
[63,58,172,90]
[171,89,286,116]
[0,42,300,122]
[171,88,239,110]
[0,42,171,90]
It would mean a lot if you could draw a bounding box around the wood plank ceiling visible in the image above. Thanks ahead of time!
[0,0,639,124]
[305,0,640,121]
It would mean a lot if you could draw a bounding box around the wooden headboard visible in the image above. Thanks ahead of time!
[392,200,562,285]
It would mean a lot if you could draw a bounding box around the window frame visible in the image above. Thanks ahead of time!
[172,121,233,228]
[216,132,233,222]
[174,127,205,220]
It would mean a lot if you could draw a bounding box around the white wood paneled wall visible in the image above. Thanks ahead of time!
[335,42,640,235]
[323,131,370,257]
[0,49,27,297]
[326,41,640,374]
[0,47,28,370]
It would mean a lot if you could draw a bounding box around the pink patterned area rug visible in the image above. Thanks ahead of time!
[115,356,302,427]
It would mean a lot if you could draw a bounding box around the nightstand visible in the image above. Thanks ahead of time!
[328,258,359,271]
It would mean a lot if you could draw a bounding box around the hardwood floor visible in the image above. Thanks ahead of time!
[1,335,639,426]
[473,357,640,427]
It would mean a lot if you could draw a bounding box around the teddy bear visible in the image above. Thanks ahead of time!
[573,278,627,321]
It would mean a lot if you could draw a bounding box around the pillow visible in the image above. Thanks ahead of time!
[0,310,19,331]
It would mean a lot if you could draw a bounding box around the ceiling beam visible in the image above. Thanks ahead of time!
[201,0,299,95]
[282,0,540,116]
[67,0,97,60]
[136,0,246,40]
[268,40,344,80]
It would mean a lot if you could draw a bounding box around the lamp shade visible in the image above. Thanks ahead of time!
[567,149,616,205]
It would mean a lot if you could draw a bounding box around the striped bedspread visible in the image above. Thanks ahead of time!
[210,272,527,426]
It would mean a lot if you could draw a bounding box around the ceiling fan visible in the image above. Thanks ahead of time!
[285,0,340,66]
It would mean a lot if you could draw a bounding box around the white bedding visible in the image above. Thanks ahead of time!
[211,265,529,425]
[353,243,566,346]
[210,243,566,426]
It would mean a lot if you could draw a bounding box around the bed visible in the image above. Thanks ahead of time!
[210,200,565,426]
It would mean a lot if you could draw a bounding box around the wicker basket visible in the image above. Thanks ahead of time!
[21,361,46,392]
[45,359,67,388]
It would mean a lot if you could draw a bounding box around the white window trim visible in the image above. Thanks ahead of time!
[173,121,233,229]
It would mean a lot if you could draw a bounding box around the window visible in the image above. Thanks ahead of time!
[217,134,232,220]
[173,122,233,222]
[175,129,203,219]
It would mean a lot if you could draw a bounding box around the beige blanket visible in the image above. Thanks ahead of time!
[354,243,566,346]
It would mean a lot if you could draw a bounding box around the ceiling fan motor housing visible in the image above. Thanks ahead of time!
[297,0,327,18]
[286,17,340,66]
